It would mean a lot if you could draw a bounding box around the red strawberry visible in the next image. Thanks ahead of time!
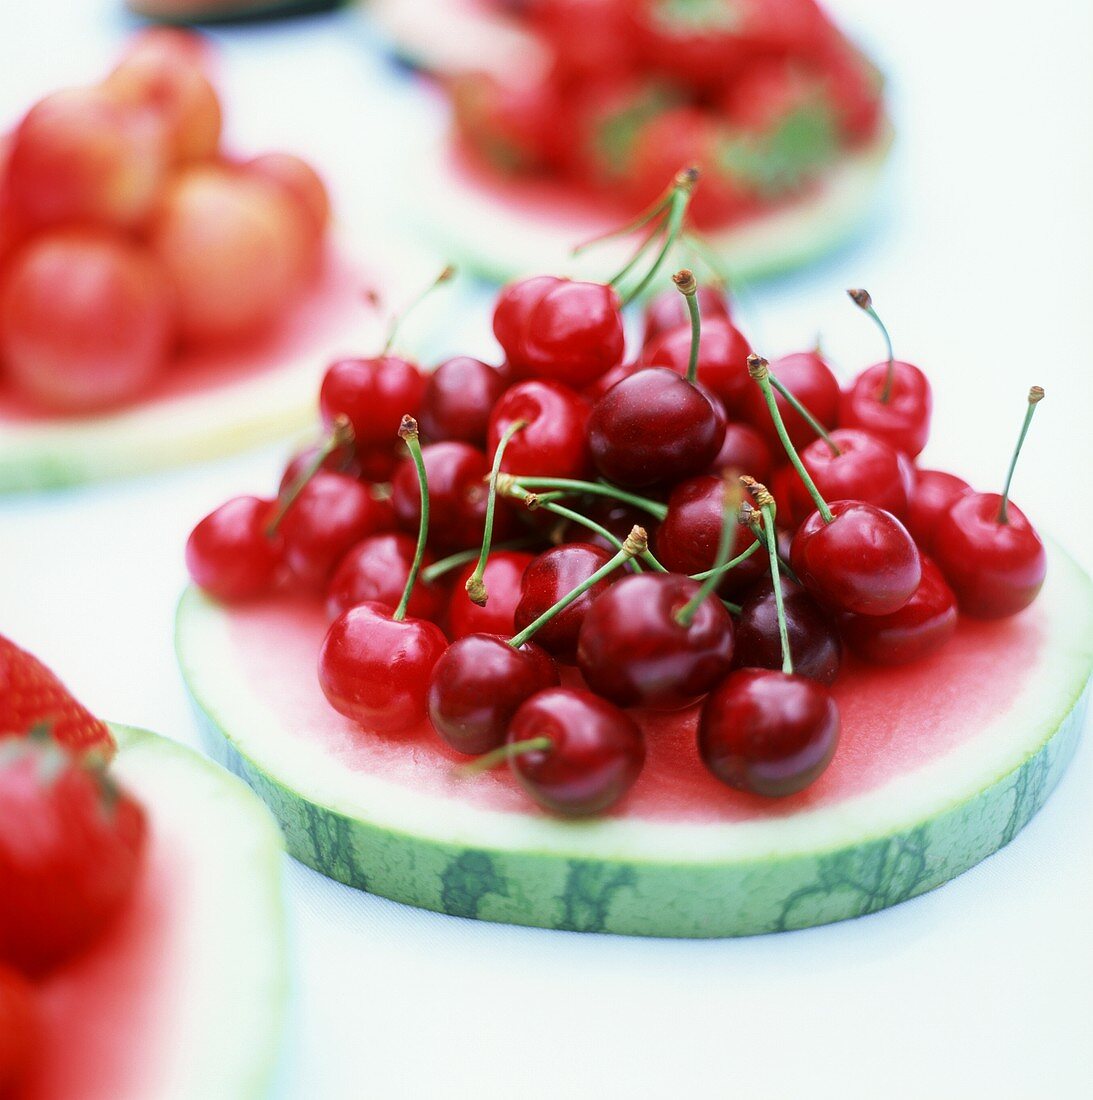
[0,962,39,1093]
[0,731,147,976]
[0,634,115,758]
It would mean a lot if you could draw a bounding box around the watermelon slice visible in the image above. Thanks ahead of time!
[15,725,285,1100]
[175,539,1092,938]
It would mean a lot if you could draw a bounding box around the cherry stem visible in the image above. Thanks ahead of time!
[618,171,697,306]
[457,736,553,777]
[748,355,833,525]
[689,537,762,581]
[421,536,540,585]
[848,288,895,404]
[505,476,668,520]
[507,526,648,649]
[393,417,429,622]
[465,419,527,606]
[383,265,456,355]
[998,386,1045,524]
[680,231,730,290]
[757,497,793,675]
[676,478,742,627]
[265,415,354,537]
[572,181,676,255]
[767,373,839,454]
[673,268,701,384]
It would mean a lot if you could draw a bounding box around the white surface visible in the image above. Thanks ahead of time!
[2,2,1092,1098]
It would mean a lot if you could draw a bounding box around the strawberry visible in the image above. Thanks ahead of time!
[0,731,147,976]
[0,963,39,1094]
[0,634,115,758]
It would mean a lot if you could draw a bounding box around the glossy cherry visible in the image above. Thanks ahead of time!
[0,963,38,1093]
[742,350,841,450]
[584,358,640,401]
[588,367,726,488]
[839,555,958,664]
[711,421,773,481]
[319,355,426,453]
[642,283,731,348]
[577,572,734,709]
[446,551,533,640]
[513,543,615,662]
[905,469,972,553]
[505,688,645,816]
[487,379,592,480]
[418,356,508,447]
[185,495,282,602]
[698,669,840,797]
[326,533,446,622]
[427,634,558,755]
[643,316,752,416]
[733,578,841,684]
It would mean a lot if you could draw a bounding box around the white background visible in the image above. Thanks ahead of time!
[2,1,1092,1097]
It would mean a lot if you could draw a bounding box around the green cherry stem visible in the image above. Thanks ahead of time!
[767,373,839,454]
[572,181,676,256]
[503,476,668,521]
[265,415,354,537]
[383,265,456,355]
[465,419,528,605]
[457,736,553,777]
[746,483,793,675]
[508,526,648,649]
[998,386,1045,525]
[421,536,540,586]
[847,288,895,404]
[676,479,742,627]
[748,354,833,525]
[689,537,762,582]
[673,268,701,384]
[618,170,698,305]
[393,416,429,622]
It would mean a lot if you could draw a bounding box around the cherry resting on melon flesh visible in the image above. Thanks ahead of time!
[185,495,282,603]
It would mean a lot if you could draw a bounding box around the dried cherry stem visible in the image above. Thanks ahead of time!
[505,476,668,520]
[676,478,742,627]
[998,386,1045,525]
[383,265,456,354]
[465,419,528,606]
[748,354,833,525]
[458,737,553,777]
[745,482,793,675]
[673,268,701,384]
[393,416,429,622]
[847,288,895,403]
[265,415,354,536]
[767,372,839,454]
[508,526,648,649]
[421,536,540,585]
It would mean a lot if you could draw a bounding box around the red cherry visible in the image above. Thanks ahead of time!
[790,501,921,616]
[279,472,395,590]
[418,356,508,447]
[742,351,841,450]
[698,669,840,797]
[643,316,752,415]
[584,358,640,401]
[513,543,615,662]
[487,379,592,479]
[642,284,731,348]
[319,356,426,452]
[186,495,282,602]
[840,360,932,458]
[839,556,958,664]
[427,634,558,755]
[279,443,360,490]
[318,602,447,733]
[932,494,1046,619]
[577,572,734,710]
[506,688,645,816]
[493,277,624,387]
[710,421,773,481]
[326,533,446,622]
[0,963,38,1092]
[733,578,841,685]
[905,469,972,553]
[588,367,726,488]
[446,551,533,639]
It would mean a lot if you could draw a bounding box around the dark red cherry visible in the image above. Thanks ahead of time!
[513,543,614,662]
[588,367,726,488]
[643,316,752,416]
[733,577,841,685]
[391,441,516,553]
[840,360,932,458]
[326,533,446,622]
[319,356,426,451]
[318,601,448,733]
[839,556,957,665]
[577,572,734,710]
[785,429,908,525]
[487,379,592,479]
[506,688,645,817]
[185,495,282,602]
[279,471,396,591]
[418,356,508,447]
[427,634,559,755]
[905,469,972,553]
[742,350,840,450]
[932,493,1046,619]
[446,551,533,640]
[493,276,624,387]
[710,421,773,482]
[698,669,840,797]
[790,500,921,616]
[642,284,731,348]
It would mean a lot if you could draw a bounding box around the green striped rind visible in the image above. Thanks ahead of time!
[176,541,1092,938]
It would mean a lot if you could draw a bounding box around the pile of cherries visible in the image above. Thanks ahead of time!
[186,175,1047,818]
[449,0,884,228]
[0,28,330,413]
